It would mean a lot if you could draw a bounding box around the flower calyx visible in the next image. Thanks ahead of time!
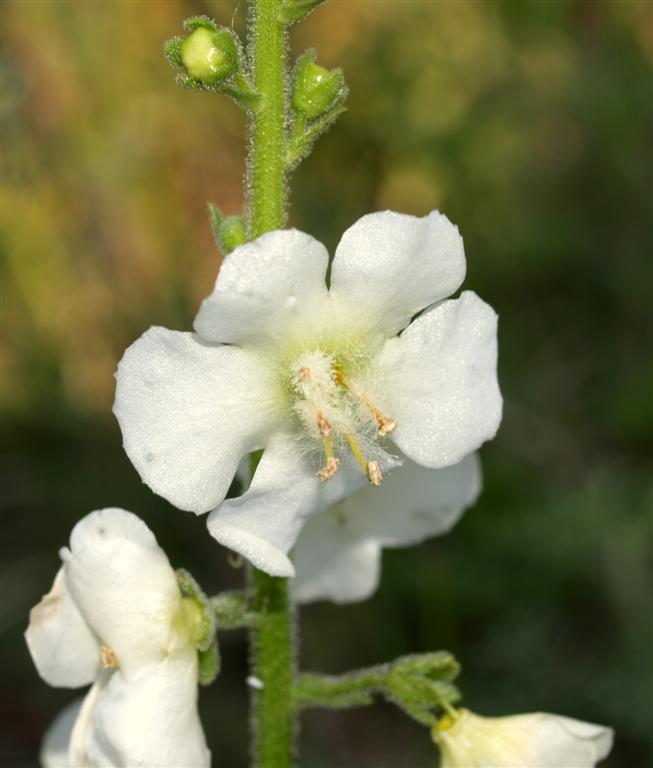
[165,17,260,111]
[292,49,346,121]
[286,49,348,170]
[176,568,219,685]
[207,203,248,256]
[386,652,462,727]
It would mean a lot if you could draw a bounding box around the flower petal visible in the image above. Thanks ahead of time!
[40,698,82,768]
[64,509,182,677]
[437,709,613,768]
[329,210,466,337]
[194,229,329,345]
[114,327,280,513]
[207,432,380,577]
[69,648,211,768]
[292,455,480,603]
[292,521,381,604]
[25,568,99,689]
[84,652,210,768]
[376,291,502,468]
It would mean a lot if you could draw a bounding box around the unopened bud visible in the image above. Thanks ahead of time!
[293,53,346,120]
[181,28,239,84]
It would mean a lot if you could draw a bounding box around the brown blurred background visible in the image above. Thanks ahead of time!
[2,1,652,766]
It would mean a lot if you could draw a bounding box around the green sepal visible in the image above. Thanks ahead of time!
[198,641,220,686]
[292,49,347,120]
[385,653,461,726]
[211,590,258,629]
[176,568,217,652]
[278,0,327,25]
[163,36,184,69]
[391,652,460,683]
[183,15,219,34]
[207,204,248,255]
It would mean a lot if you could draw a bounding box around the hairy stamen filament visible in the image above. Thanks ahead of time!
[316,410,332,437]
[336,371,397,437]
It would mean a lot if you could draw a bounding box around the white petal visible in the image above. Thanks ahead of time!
[40,698,82,768]
[25,568,99,689]
[330,210,466,337]
[292,518,381,604]
[83,652,210,768]
[194,229,329,345]
[65,509,182,677]
[437,709,613,768]
[207,432,378,577]
[377,291,502,468]
[292,455,480,604]
[114,327,280,513]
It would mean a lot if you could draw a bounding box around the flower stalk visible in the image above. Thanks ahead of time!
[246,1,295,765]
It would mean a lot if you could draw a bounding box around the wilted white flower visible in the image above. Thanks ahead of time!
[114,210,502,576]
[291,452,481,603]
[25,508,210,768]
[433,709,613,768]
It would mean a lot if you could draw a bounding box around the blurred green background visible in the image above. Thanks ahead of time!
[2,1,652,766]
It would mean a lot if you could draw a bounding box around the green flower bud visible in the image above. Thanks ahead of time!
[293,52,346,120]
[181,27,238,85]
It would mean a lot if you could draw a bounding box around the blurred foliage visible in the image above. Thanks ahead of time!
[1,1,652,766]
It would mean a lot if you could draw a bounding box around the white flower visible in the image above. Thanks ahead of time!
[291,452,481,603]
[114,210,502,577]
[433,709,613,768]
[25,508,210,768]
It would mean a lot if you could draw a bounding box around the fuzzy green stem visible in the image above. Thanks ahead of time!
[295,666,388,709]
[245,1,295,765]
[248,0,288,236]
[249,568,295,768]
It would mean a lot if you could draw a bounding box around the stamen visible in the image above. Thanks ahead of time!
[317,435,340,482]
[100,645,118,669]
[316,411,332,437]
[367,460,383,486]
[344,432,368,474]
[336,371,396,437]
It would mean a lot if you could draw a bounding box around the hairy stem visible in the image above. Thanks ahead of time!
[246,1,294,765]
[249,568,295,768]
[248,0,288,237]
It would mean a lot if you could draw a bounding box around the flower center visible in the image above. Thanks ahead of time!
[289,349,396,485]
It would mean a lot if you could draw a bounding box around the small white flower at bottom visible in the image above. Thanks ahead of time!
[25,508,210,768]
[433,708,613,768]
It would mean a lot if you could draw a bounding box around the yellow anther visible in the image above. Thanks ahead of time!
[317,435,340,482]
[316,411,332,437]
[100,645,118,669]
[366,460,383,486]
[298,366,311,381]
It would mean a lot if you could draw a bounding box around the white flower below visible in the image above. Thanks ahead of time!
[114,210,502,576]
[25,508,210,768]
[291,452,481,603]
[433,709,613,768]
